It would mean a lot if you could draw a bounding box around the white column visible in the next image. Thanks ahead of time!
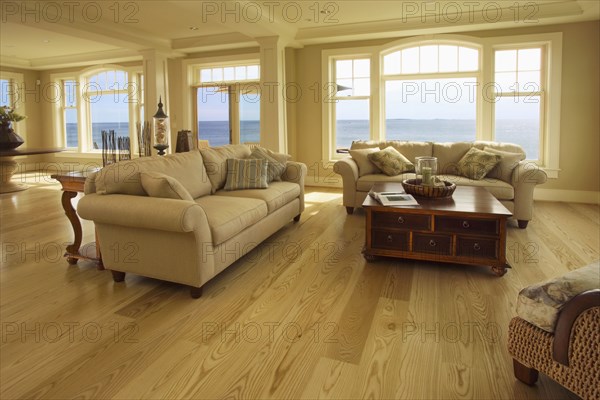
[140,50,171,151]
[257,36,287,153]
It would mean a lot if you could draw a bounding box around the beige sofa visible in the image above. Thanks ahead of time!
[333,141,547,228]
[78,145,307,298]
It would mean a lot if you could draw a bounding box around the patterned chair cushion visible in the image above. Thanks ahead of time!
[516,261,600,332]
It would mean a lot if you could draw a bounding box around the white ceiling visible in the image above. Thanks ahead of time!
[1,0,598,70]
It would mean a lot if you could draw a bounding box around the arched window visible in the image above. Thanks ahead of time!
[382,44,480,143]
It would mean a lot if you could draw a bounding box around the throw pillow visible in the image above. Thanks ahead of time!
[140,171,194,201]
[483,146,523,183]
[224,158,268,190]
[200,144,252,193]
[367,146,415,176]
[457,147,501,180]
[250,147,286,182]
[349,148,381,176]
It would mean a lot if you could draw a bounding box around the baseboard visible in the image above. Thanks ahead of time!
[534,189,600,204]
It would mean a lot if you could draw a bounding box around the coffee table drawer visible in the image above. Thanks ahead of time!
[435,216,498,236]
[372,230,409,251]
[456,237,498,259]
[413,233,452,255]
[372,212,431,231]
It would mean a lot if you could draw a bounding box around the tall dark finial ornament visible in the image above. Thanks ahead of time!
[153,96,169,156]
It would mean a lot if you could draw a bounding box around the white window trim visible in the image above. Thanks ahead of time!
[321,33,562,178]
[51,64,143,157]
[0,71,27,136]
[182,54,261,144]
[321,46,378,161]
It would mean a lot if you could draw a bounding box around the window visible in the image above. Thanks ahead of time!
[322,33,561,175]
[193,63,261,146]
[53,67,142,153]
[334,58,370,150]
[0,72,26,133]
[63,80,78,148]
[0,79,11,107]
[494,48,543,160]
[383,45,479,143]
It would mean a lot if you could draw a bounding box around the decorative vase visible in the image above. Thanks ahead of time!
[0,121,25,150]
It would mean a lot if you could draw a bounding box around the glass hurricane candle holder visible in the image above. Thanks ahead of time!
[416,156,438,186]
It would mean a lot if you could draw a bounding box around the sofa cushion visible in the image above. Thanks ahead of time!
[433,142,472,174]
[224,158,268,190]
[380,141,433,164]
[95,151,211,198]
[216,181,300,214]
[456,147,501,180]
[194,196,268,245]
[437,174,514,199]
[349,148,381,176]
[357,173,416,192]
[368,146,415,176]
[249,147,286,182]
[483,147,523,183]
[140,171,194,201]
[473,141,526,157]
[200,144,252,193]
[516,261,600,332]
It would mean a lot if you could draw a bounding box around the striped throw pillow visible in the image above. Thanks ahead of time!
[224,158,268,190]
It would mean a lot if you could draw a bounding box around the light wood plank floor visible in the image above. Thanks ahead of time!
[1,174,598,399]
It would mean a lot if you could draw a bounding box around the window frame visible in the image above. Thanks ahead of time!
[51,65,143,156]
[322,33,563,178]
[184,55,262,146]
[0,71,26,136]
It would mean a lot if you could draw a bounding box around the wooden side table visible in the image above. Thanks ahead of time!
[51,169,104,269]
[0,148,65,193]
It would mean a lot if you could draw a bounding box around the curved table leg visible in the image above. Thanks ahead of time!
[61,190,82,265]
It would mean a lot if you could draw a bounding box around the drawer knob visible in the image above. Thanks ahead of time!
[473,242,481,251]
[387,235,393,242]
[397,216,404,224]
[429,240,437,247]
[462,221,470,229]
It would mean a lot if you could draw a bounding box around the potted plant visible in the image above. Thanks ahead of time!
[0,105,26,150]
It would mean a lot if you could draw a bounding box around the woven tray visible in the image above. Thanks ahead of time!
[402,179,456,198]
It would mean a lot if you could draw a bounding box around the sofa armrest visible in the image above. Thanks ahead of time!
[511,161,548,221]
[553,289,600,366]
[333,157,359,188]
[78,193,210,233]
[282,161,307,213]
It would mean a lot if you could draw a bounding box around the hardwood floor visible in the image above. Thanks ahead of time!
[1,174,598,399]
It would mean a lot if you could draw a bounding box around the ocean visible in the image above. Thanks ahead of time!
[67,119,539,159]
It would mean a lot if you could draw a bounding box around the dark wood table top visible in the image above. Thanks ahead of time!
[0,148,66,157]
[363,182,512,216]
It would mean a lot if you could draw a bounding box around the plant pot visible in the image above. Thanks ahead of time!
[0,121,25,150]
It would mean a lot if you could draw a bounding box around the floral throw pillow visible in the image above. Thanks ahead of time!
[457,147,501,180]
[367,146,415,176]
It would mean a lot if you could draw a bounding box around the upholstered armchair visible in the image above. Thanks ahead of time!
[508,261,600,399]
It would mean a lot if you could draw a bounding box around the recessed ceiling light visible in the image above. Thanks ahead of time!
[189,26,199,30]
[42,39,50,43]
[320,9,331,15]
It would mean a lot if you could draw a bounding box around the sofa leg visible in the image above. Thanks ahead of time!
[190,286,203,299]
[513,359,538,385]
[518,220,529,229]
[346,207,354,215]
[111,270,125,282]
[293,214,301,222]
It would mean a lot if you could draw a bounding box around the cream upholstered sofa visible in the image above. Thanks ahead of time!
[78,145,307,298]
[333,140,547,228]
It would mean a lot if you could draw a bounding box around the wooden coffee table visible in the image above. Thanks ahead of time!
[363,182,512,276]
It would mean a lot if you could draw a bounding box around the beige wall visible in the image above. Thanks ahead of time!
[290,20,600,193]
